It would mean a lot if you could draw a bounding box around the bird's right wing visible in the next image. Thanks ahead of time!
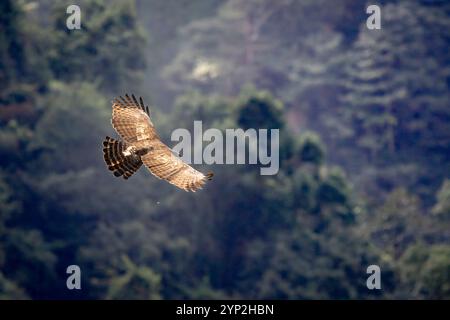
[111,94,158,144]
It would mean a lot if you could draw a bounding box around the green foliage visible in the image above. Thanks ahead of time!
[400,244,450,299]
[29,81,110,171]
[181,277,228,300]
[341,2,450,158]
[163,0,365,98]
[0,0,24,91]
[236,89,284,130]
[298,132,325,165]
[433,179,450,221]
[0,272,28,300]
[336,1,450,206]
[0,0,49,96]
[171,91,231,129]
[136,0,222,107]
[106,256,161,300]
[233,129,372,299]
[0,0,448,300]
[367,188,426,257]
[48,0,147,93]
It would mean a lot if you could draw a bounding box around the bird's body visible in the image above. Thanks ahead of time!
[102,94,212,191]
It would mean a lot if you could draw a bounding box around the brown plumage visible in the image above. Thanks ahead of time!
[102,136,142,179]
[102,94,213,191]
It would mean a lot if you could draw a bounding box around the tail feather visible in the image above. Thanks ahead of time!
[102,136,142,179]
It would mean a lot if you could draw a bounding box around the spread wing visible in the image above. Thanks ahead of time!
[111,94,158,143]
[141,142,213,192]
[111,94,213,192]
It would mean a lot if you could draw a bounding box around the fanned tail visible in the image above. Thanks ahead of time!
[102,136,142,179]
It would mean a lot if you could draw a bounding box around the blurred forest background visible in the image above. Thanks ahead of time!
[0,0,449,299]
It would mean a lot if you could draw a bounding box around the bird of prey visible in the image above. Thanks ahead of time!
[102,94,213,192]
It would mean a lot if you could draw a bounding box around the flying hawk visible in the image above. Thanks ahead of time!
[102,94,213,192]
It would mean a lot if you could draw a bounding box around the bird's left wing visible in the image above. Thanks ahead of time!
[141,141,213,192]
